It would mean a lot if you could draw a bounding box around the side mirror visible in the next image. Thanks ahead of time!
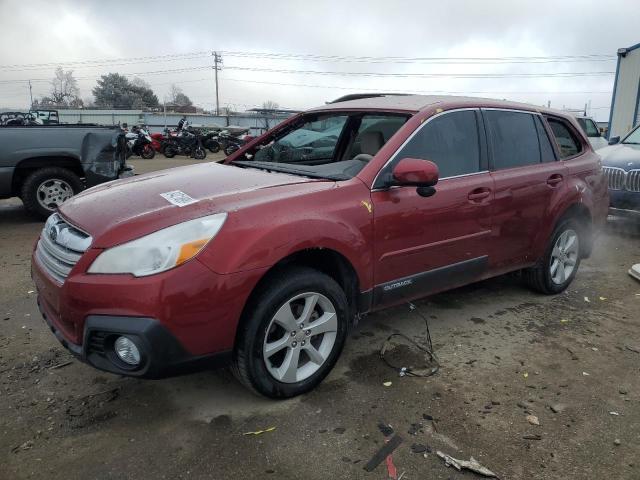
[391,158,439,198]
[608,136,620,145]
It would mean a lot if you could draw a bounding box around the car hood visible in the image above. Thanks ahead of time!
[59,162,326,248]
[598,143,640,170]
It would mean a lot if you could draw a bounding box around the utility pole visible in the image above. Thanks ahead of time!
[28,80,33,109]
[213,51,223,116]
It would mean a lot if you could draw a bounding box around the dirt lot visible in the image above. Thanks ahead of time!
[1,156,639,480]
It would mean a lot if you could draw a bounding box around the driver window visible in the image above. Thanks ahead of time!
[254,115,348,164]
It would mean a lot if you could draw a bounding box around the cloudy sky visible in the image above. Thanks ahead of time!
[1,0,639,120]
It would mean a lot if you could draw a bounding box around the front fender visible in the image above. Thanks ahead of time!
[198,180,375,290]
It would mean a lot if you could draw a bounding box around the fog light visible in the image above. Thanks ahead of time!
[114,336,141,366]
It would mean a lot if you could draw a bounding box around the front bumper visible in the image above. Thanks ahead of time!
[37,300,231,378]
[32,245,267,378]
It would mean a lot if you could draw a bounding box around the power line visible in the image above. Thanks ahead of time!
[222,65,616,79]
[222,76,612,95]
[0,49,617,71]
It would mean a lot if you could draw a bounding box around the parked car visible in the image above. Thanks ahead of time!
[598,123,640,219]
[31,95,608,398]
[0,125,131,218]
[574,115,608,150]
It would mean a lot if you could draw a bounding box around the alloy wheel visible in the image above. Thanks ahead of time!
[262,292,338,383]
[549,229,579,285]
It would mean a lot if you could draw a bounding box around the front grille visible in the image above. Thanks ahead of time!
[603,166,626,190]
[35,213,92,284]
[627,169,640,192]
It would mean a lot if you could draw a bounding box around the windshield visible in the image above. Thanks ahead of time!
[623,125,640,144]
[576,118,600,138]
[234,112,408,180]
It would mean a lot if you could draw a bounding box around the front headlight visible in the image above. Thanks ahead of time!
[88,213,227,277]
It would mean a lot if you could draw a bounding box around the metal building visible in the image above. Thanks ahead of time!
[608,42,640,139]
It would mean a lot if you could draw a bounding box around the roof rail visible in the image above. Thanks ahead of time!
[328,93,411,104]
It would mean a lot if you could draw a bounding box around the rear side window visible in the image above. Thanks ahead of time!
[546,117,582,159]
[484,110,540,169]
[393,110,481,178]
[534,116,556,163]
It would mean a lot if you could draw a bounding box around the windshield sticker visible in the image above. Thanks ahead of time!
[160,190,197,207]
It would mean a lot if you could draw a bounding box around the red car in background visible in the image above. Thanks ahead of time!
[32,94,608,398]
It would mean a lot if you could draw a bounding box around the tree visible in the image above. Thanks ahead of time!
[262,100,280,111]
[92,73,159,109]
[34,67,82,107]
[169,84,193,107]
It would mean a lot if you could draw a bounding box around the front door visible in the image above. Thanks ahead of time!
[371,109,494,307]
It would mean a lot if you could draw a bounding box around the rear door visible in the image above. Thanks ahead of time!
[371,109,494,306]
[483,109,566,270]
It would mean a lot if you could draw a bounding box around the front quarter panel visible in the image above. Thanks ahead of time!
[197,179,375,291]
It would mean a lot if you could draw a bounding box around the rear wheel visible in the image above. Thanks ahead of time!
[163,145,177,158]
[207,140,220,153]
[21,167,83,219]
[232,267,349,398]
[524,219,582,294]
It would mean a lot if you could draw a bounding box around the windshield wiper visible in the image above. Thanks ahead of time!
[622,141,640,145]
[233,161,344,180]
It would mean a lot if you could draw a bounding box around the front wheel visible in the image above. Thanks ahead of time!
[233,267,349,398]
[524,219,582,294]
[141,145,155,159]
[193,147,206,160]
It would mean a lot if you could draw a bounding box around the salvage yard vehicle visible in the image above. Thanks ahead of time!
[599,123,640,219]
[31,95,608,398]
[0,125,130,218]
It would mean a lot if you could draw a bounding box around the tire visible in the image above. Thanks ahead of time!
[232,267,349,398]
[141,145,155,159]
[163,145,177,158]
[524,219,582,294]
[207,140,220,153]
[21,167,83,220]
[193,147,207,160]
[224,145,238,156]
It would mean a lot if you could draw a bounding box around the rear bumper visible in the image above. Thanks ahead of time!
[609,207,640,219]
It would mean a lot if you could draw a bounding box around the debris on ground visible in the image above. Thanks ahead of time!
[522,434,542,441]
[410,443,431,454]
[550,404,566,413]
[582,371,590,376]
[363,434,403,472]
[526,414,540,426]
[625,345,640,354]
[383,381,393,387]
[243,426,276,436]
[436,451,498,478]
[609,411,620,416]
[377,423,394,437]
[629,264,640,282]
[614,439,621,446]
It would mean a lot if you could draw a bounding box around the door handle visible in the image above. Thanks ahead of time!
[467,188,491,202]
[547,174,564,186]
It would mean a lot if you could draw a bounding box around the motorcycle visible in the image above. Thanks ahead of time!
[218,131,248,156]
[163,130,207,159]
[125,127,155,159]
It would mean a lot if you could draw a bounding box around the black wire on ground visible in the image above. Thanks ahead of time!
[379,302,440,377]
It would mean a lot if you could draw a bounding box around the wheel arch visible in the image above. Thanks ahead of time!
[234,247,361,348]
[12,156,84,196]
[543,202,594,259]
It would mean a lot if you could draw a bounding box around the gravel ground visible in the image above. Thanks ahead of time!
[1,156,639,479]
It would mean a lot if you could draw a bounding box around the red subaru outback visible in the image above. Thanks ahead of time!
[32,94,608,398]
